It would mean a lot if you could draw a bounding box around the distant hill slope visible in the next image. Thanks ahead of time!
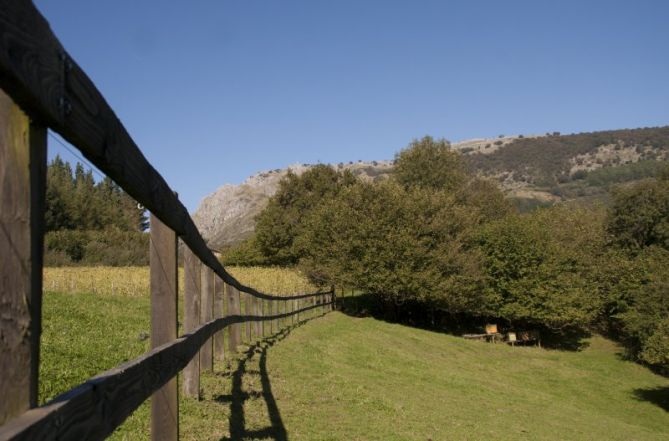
[270,312,669,440]
[194,126,669,249]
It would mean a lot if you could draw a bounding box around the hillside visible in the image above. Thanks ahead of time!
[41,285,669,440]
[194,126,669,249]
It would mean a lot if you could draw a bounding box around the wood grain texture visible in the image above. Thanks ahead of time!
[200,266,213,372]
[149,214,178,441]
[0,89,46,424]
[227,284,241,354]
[213,276,224,362]
[182,248,200,398]
[245,292,252,342]
[0,300,332,441]
[254,296,262,337]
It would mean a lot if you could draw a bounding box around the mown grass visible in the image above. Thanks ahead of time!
[270,313,669,440]
[40,267,668,440]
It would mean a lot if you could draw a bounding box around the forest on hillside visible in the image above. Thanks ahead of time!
[468,126,669,187]
[44,156,149,266]
[224,137,669,374]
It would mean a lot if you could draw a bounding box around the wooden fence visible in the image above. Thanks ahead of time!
[0,1,335,439]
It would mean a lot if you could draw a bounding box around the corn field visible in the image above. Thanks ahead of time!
[43,266,319,297]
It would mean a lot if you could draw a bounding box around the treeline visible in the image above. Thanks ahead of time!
[468,126,669,187]
[45,156,149,266]
[224,136,669,372]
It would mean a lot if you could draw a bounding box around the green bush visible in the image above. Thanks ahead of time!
[45,229,149,266]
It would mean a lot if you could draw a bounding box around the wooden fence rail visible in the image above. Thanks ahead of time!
[0,1,338,440]
[0,300,334,441]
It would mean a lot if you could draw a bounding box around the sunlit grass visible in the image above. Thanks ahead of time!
[43,265,320,298]
[39,266,669,440]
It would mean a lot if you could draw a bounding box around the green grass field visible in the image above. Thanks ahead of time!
[41,286,668,440]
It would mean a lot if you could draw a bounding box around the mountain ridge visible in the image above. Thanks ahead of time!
[194,127,669,250]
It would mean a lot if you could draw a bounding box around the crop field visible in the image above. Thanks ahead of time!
[43,265,319,297]
[39,266,669,440]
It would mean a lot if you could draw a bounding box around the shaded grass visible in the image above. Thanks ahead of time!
[40,288,668,440]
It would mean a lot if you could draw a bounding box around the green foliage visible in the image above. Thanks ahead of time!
[509,197,554,213]
[44,156,149,266]
[254,165,357,265]
[606,177,669,251]
[584,160,669,187]
[46,156,147,233]
[220,236,269,266]
[474,205,607,330]
[298,177,511,314]
[45,229,150,266]
[393,136,466,191]
[468,126,669,186]
[641,317,669,369]
[614,247,669,370]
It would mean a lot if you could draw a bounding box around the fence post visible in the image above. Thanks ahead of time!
[183,248,201,398]
[0,90,47,424]
[149,214,178,441]
[260,299,266,337]
[200,266,214,372]
[254,296,262,338]
[272,300,278,334]
[245,292,252,342]
[214,276,225,363]
[227,284,241,353]
[295,298,299,322]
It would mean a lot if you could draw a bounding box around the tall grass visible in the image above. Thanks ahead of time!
[43,265,320,297]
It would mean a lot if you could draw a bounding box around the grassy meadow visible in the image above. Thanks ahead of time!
[40,267,669,440]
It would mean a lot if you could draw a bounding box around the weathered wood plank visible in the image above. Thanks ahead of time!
[200,266,213,372]
[149,213,178,441]
[182,248,200,398]
[245,292,252,342]
[254,296,262,337]
[0,88,46,425]
[0,301,330,441]
[213,276,224,363]
[227,284,241,353]
[0,0,329,304]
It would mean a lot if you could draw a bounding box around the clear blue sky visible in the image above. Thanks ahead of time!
[35,0,669,212]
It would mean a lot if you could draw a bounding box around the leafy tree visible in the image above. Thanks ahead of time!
[473,205,607,330]
[393,136,466,191]
[220,236,269,266]
[44,156,149,265]
[254,165,356,265]
[45,155,147,232]
[614,247,669,369]
[606,176,669,251]
[297,178,501,319]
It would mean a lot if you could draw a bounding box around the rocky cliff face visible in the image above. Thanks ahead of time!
[192,161,394,249]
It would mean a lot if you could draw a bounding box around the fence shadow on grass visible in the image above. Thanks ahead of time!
[216,312,326,441]
[633,386,669,412]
